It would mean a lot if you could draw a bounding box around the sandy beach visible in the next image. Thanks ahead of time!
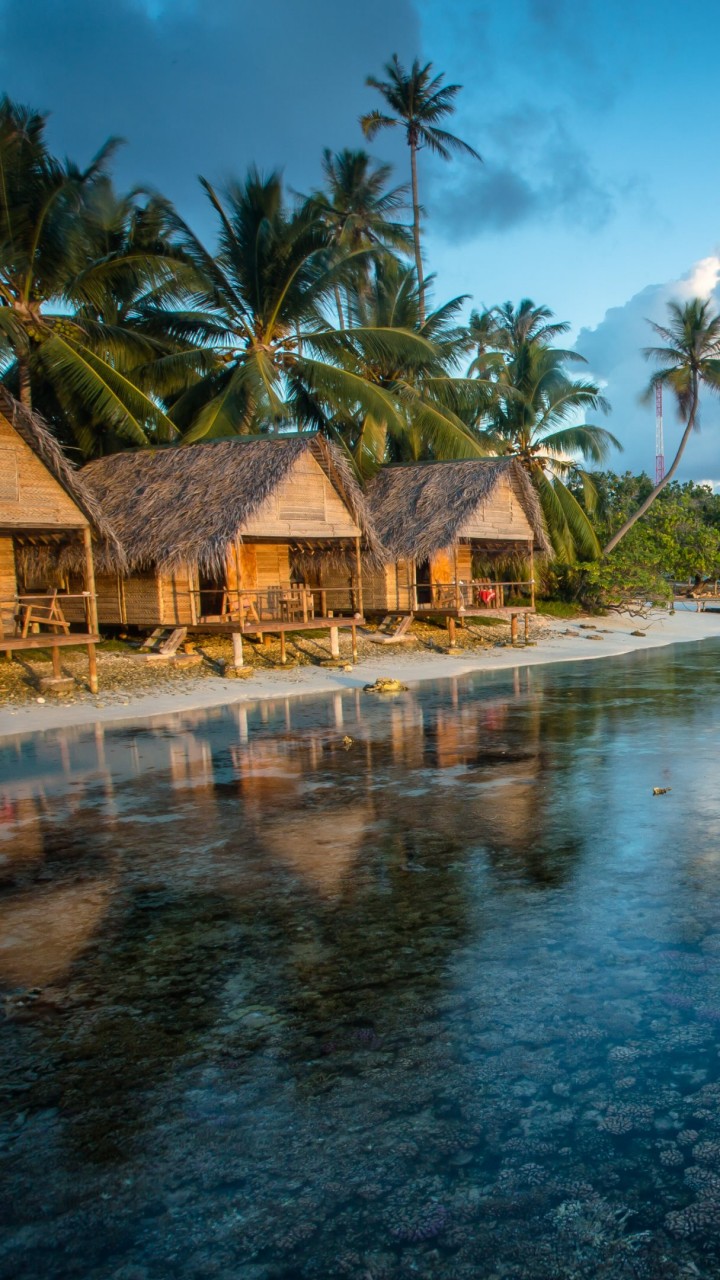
[0,605,717,741]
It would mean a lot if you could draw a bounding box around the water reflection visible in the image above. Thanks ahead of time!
[2,647,720,1277]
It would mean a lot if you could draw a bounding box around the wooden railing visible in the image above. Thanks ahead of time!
[0,592,96,641]
[190,585,361,626]
[413,579,535,611]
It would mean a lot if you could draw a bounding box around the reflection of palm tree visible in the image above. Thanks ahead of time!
[361,56,481,325]
[604,298,720,553]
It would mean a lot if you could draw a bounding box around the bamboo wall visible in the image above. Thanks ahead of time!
[0,536,17,634]
[457,473,535,542]
[0,412,87,531]
[240,454,361,540]
[363,560,413,613]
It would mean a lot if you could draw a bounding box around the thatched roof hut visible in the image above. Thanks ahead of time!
[82,433,383,572]
[366,457,550,562]
[0,389,123,563]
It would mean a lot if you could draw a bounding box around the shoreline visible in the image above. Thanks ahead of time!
[0,606,717,742]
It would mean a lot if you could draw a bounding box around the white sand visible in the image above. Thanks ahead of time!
[0,605,717,741]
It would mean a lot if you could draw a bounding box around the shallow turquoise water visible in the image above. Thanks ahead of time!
[2,644,720,1278]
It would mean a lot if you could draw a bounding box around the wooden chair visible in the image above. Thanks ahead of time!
[17,590,71,638]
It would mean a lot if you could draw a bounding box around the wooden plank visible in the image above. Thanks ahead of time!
[0,633,100,652]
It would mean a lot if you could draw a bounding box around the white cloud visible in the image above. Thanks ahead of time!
[575,256,720,481]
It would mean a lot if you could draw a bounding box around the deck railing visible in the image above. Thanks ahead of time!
[190,585,361,626]
[413,579,535,612]
[0,592,96,640]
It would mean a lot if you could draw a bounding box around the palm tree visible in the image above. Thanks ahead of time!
[304,149,412,327]
[167,169,436,442]
[329,257,492,475]
[603,298,720,553]
[0,96,191,454]
[472,300,620,561]
[360,56,481,324]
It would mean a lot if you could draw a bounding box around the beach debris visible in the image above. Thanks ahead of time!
[363,677,408,693]
[341,735,353,750]
[586,635,604,641]
[652,787,671,796]
[343,664,353,672]
[630,630,646,637]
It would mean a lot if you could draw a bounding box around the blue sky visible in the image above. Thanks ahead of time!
[1,0,719,482]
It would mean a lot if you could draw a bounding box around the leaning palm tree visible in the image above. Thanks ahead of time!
[167,169,437,443]
[603,297,720,553]
[360,56,481,324]
[0,95,192,455]
[472,303,620,561]
[304,149,412,327]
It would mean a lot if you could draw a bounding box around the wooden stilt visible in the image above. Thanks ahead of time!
[351,623,357,662]
[231,631,244,669]
[510,614,519,645]
[280,631,287,664]
[52,645,61,678]
[524,613,530,643]
[330,626,340,658]
[354,537,364,618]
[82,528,100,693]
[447,617,456,647]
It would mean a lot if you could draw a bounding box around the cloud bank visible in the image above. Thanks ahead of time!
[575,256,720,483]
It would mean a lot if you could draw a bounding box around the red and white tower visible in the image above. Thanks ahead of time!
[655,383,665,484]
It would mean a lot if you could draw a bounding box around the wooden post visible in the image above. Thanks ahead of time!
[354,537,364,618]
[524,613,530,643]
[82,528,99,635]
[412,560,419,612]
[510,614,519,645]
[52,644,61,678]
[351,623,357,662]
[530,544,535,609]
[279,631,287,664]
[447,617,456,647]
[330,626,340,658]
[231,631,244,669]
[453,544,461,611]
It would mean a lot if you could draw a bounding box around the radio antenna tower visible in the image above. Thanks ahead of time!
[655,383,665,484]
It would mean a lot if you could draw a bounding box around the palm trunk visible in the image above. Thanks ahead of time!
[603,378,698,554]
[17,354,32,409]
[409,140,425,326]
[333,285,345,330]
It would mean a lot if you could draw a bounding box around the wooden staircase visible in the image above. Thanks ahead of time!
[139,626,188,658]
[367,614,414,645]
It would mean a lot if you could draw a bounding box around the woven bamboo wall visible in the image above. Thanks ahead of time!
[240,455,361,539]
[363,560,413,612]
[457,472,535,541]
[123,572,162,625]
[161,569,196,625]
[0,412,87,530]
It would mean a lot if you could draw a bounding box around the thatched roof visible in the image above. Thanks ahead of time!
[0,389,126,565]
[366,458,550,561]
[81,433,384,572]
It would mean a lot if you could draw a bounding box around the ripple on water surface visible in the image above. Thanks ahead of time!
[2,645,720,1278]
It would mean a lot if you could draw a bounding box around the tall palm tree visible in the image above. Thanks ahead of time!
[360,56,481,324]
[0,95,190,454]
[304,149,412,327]
[472,301,620,561]
[167,169,436,442]
[603,298,720,553]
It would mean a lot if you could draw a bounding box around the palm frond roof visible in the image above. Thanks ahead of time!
[81,433,384,572]
[367,457,550,561]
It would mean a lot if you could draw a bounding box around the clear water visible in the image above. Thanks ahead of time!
[2,645,720,1279]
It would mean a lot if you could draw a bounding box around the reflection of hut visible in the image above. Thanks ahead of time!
[81,434,383,665]
[363,459,549,642]
[0,392,118,691]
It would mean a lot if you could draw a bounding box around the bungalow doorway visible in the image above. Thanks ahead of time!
[415,558,432,607]
[198,568,226,620]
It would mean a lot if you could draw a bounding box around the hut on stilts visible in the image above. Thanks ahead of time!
[79,434,383,666]
[362,458,550,644]
[0,392,121,693]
